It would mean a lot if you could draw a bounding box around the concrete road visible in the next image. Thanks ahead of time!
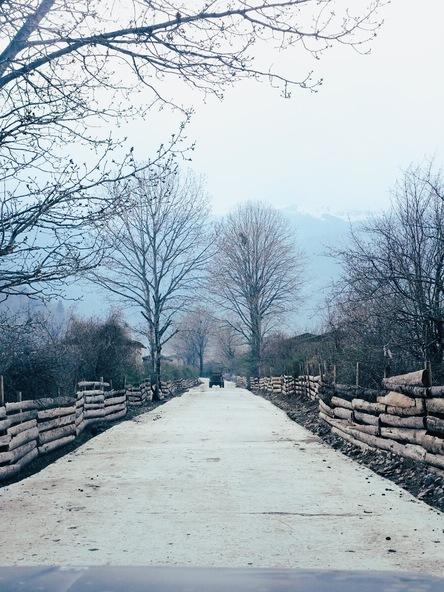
[0,381,443,575]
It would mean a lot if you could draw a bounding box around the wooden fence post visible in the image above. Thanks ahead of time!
[426,360,432,386]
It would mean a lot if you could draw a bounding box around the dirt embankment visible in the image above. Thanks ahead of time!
[256,390,444,513]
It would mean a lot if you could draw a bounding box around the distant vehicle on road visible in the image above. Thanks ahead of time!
[209,372,224,388]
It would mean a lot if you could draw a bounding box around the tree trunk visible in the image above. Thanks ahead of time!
[250,333,261,378]
[249,306,262,378]
[150,318,161,402]
[152,347,161,401]
[199,352,204,376]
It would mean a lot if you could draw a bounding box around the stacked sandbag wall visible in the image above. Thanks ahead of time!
[271,376,283,394]
[80,382,107,425]
[126,377,199,406]
[249,377,259,391]
[293,375,321,400]
[76,381,127,426]
[258,377,267,391]
[36,397,76,454]
[0,381,121,482]
[282,376,295,396]
[306,375,321,400]
[161,381,172,396]
[170,378,199,393]
[172,379,184,394]
[0,401,39,481]
[103,389,127,421]
[319,369,444,473]
[126,382,151,406]
[244,374,321,400]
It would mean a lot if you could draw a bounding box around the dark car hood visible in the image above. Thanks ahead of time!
[0,567,442,592]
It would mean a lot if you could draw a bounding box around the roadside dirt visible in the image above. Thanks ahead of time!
[255,389,444,513]
[0,390,187,488]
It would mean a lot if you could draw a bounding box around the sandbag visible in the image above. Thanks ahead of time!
[38,413,76,432]
[8,419,37,437]
[38,424,76,445]
[38,434,75,454]
[380,427,426,445]
[6,400,38,413]
[37,406,75,420]
[377,391,416,408]
[426,415,444,435]
[353,411,379,426]
[426,398,444,414]
[333,407,353,421]
[352,399,386,414]
[9,427,38,450]
[331,396,353,410]
[379,414,425,429]
[383,369,430,388]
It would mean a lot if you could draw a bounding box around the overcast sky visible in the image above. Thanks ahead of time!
[69,1,444,330]
[123,1,444,219]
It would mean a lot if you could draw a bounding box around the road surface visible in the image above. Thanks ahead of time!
[0,381,443,574]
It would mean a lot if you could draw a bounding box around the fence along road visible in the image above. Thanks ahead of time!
[0,380,443,574]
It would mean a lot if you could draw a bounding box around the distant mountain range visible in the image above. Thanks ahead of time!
[281,208,355,333]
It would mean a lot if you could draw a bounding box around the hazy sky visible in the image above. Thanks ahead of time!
[69,1,444,329]
[124,1,444,218]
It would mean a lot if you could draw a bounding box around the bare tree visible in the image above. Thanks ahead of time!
[93,168,211,399]
[210,202,304,377]
[324,295,397,386]
[332,163,444,369]
[214,322,242,373]
[174,307,213,375]
[173,332,198,368]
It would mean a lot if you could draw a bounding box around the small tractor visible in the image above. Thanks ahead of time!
[209,371,225,388]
